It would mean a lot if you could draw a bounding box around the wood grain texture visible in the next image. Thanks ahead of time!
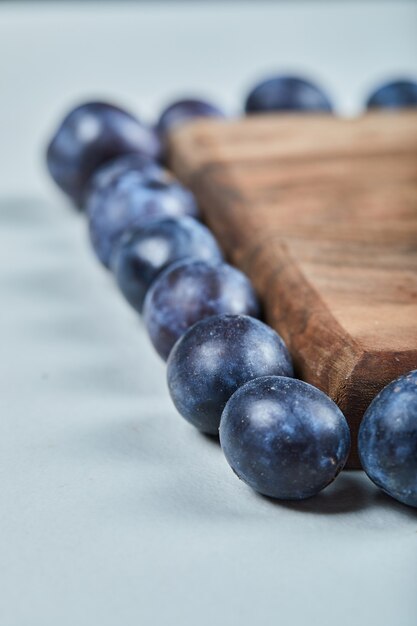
[168,111,417,467]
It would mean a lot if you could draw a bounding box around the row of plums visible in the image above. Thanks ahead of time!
[47,75,417,207]
[45,74,417,507]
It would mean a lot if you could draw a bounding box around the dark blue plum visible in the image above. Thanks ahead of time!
[358,370,417,508]
[143,259,260,360]
[366,79,417,110]
[244,75,333,114]
[87,166,199,268]
[220,376,350,500]
[46,101,161,207]
[157,98,224,138]
[86,153,161,197]
[111,216,223,313]
[167,314,293,435]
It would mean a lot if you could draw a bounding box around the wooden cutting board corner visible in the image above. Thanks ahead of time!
[168,111,417,467]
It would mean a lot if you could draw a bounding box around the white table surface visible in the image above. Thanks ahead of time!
[1,2,416,625]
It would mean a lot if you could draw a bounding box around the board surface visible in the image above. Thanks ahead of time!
[168,111,417,467]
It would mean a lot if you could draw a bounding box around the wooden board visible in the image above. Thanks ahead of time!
[167,111,417,468]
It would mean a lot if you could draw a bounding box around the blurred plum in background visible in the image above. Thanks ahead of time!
[244,75,333,113]
[87,160,198,268]
[86,153,159,197]
[366,79,417,109]
[46,101,161,207]
[157,98,224,138]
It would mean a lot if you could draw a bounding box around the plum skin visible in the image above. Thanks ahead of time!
[220,376,351,500]
[157,98,224,137]
[87,163,199,268]
[358,369,417,508]
[366,79,417,109]
[85,153,160,198]
[46,101,161,207]
[167,314,293,435]
[111,216,223,313]
[143,259,260,361]
[245,75,333,114]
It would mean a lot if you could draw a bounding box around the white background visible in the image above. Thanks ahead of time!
[1,2,416,625]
